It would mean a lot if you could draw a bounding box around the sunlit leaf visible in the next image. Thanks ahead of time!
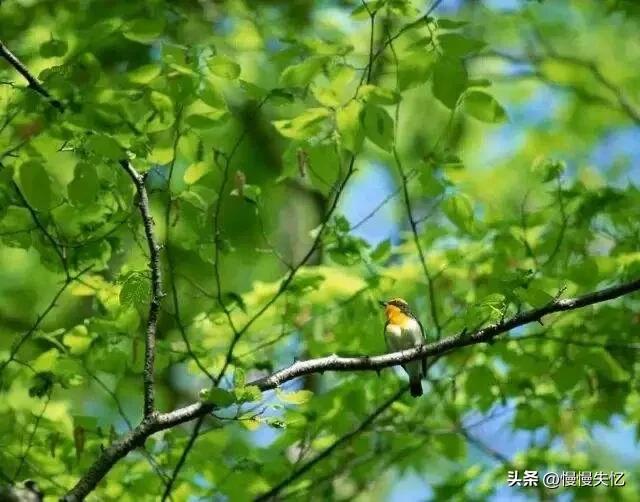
[208,55,241,79]
[462,91,507,123]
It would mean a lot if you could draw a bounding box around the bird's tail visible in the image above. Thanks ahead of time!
[409,376,423,397]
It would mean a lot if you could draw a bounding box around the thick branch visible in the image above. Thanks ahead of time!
[251,277,640,389]
[62,276,640,500]
[120,160,164,418]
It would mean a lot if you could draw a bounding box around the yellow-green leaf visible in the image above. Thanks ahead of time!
[277,389,313,404]
[208,55,241,79]
[336,100,364,152]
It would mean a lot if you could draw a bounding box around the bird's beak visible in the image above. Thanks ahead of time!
[378,300,387,307]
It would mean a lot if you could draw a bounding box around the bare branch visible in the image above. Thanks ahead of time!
[119,159,164,418]
[62,276,640,500]
[248,277,640,389]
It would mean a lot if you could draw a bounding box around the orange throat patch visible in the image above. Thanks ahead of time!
[385,305,413,327]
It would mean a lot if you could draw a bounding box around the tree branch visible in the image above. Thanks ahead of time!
[0,265,92,376]
[119,159,164,418]
[254,385,408,501]
[0,39,64,111]
[62,276,640,500]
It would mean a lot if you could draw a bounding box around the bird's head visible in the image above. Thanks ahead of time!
[379,297,410,319]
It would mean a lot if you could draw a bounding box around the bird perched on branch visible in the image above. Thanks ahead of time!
[379,298,427,397]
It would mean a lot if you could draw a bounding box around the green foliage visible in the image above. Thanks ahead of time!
[1,0,639,501]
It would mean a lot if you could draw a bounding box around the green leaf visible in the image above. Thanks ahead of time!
[581,349,629,382]
[518,286,553,306]
[208,55,241,79]
[33,349,59,372]
[436,433,467,460]
[420,169,445,196]
[265,418,286,429]
[235,385,262,404]
[272,108,331,140]
[462,91,507,123]
[398,51,436,91]
[128,64,162,84]
[222,291,247,313]
[183,162,210,184]
[86,135,124,160]
[277,389,313,405]
[336,100,364,153]
[243,184,261,203]
[123,19,165,44]
[199,81,226,107]
[551,363,583,392]
[465,365,497,399]
[68,162,100,206]
[442,193,473,233]
[40,39,68,58]
[279,56,328,88]
[514,403,546,429]
[359,85,401,105]
[200,387,236,407]
[289,274,325,294]
[370,238,392,263]
[63,325,93,355]
[234,368,246,388]
[0,206,32,233]
[531,157,565,182]
[432,58,468,109]
[119,272,149,307]
[18,161,52,211]
[437,18,469,29]
[185,110,228,129]
[438,33,486,57]
[362,104,394,151]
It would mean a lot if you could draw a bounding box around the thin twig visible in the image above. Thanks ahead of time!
[254,385,408,501]
[387,31,441,336]
[163,113,216,383]
[0,266,93,376]
[13,392,52,480]
[12,180,69,277]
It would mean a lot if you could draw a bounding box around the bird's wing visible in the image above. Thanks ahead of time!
[383,320,391,352]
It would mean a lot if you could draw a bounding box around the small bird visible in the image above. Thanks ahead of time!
[379,298,427,397]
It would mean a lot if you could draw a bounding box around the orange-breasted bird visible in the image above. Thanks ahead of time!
[379,298,427,397]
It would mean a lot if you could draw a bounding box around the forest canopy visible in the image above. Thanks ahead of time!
[1,0,640,500]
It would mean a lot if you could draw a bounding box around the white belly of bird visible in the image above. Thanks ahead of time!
[385,318,423,380]
[385,318,423,351]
